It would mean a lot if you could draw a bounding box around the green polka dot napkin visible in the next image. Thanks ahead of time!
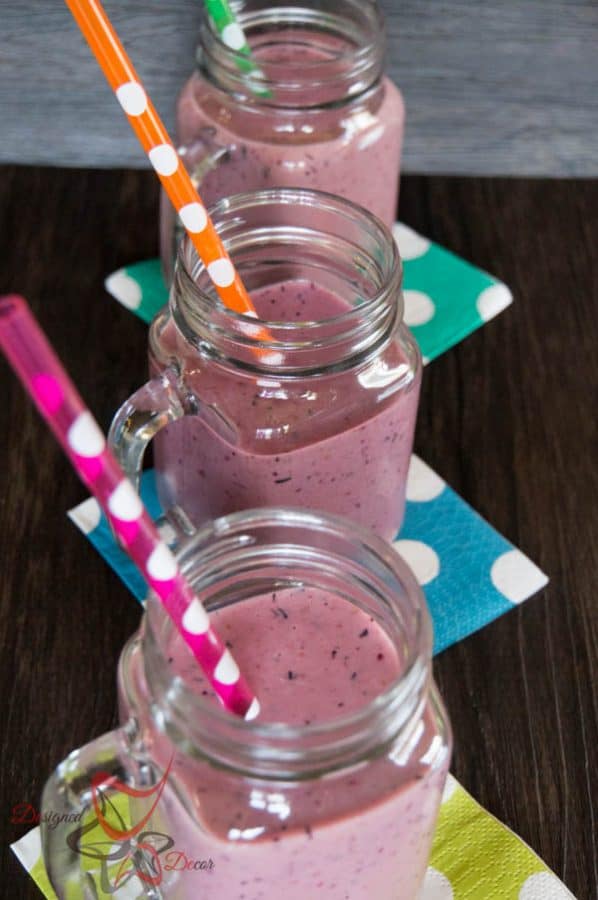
[11,776,575,898]
[393,223,512,364]
[104,221,512,364]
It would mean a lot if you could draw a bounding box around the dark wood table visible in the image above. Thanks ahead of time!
[0,167,596,899]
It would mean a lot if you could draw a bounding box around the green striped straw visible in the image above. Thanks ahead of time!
[205,0,251,56]
[203,0,271,95]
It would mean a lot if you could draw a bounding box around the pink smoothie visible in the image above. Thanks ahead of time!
[177,74,403,228]
[175,42,404,229]
[131,588,448,899]
[153,280,420,540]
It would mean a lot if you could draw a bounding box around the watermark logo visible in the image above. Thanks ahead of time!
[66,761,175,891]
[11,758,213,894]
[10,804,84,830]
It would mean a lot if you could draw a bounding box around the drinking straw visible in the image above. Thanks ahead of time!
[63,0,259,320]
[203,0,271,96]
[0,295,260,721]
[204,0,253,58]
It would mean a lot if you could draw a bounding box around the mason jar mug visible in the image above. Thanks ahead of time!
[111,188,421,543]
[41,508,452,899]
[160,0,405,279]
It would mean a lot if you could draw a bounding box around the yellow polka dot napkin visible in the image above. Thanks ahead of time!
[11,776,575,898]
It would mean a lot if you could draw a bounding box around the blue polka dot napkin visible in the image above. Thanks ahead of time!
[68,455,547,656]
[104,221,513,365]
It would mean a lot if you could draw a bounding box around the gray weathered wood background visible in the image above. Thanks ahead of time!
[1,1,596,175]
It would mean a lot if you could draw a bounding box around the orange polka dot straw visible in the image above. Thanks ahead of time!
[64,0,261,320]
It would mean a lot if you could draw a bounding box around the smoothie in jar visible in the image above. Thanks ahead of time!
[176,61,404,226]
[152,278,420,540]
[112,190,421,543]
[161,0,404,277]
[140,587,449,900]
[118,512,452,900]
[42,511,452,900]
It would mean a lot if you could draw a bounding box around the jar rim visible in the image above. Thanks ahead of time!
[139,507,433,778]
[170,188,405,376]
[197,0,386,107]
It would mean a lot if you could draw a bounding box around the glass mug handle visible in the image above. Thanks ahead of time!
[41,723,165,899]
[108,367,195,540]
[159,129,233,284]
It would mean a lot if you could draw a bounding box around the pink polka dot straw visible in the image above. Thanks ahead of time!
[0,295,260,721]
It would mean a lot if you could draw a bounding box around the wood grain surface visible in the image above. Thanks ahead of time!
[0,1,597,175]
[0,168,596,898]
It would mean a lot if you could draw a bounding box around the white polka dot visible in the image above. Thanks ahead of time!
[182,599,210,635]
[245,698,261,721]
[213,650,240,685]
[476,282,512,322]
[403,290,436,327]
[67,412,106,457]
[148,144,179,177]
[421,867,454,899]
[490,549,548,604]
[406,455,446,502]
[115,82,148,116]
[67,497,102,535]
[178,202,208,234]
[105,269,142,310]
[393,539,440,586]
[146,543,178,581]
[11,821,42,866]
[519,872,575,900]
[108,479,143,522]
[422,355,431,366]
[208,258,235,288]
[392,222,431,261]
[221,23,246,51]
[441,774,458,804]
